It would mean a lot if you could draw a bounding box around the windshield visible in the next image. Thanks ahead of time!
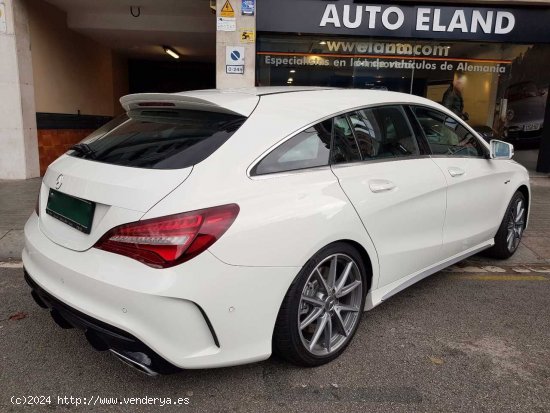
[68,109,246,169]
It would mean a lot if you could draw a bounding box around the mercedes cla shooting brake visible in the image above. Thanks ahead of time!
[24,87,530,375]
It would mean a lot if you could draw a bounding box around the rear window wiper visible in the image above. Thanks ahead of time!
[69,143,96,159]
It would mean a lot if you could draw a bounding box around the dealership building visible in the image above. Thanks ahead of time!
[1,0,550,179]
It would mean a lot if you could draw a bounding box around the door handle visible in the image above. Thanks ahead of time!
[369,179,396,193]
[447,167,465,177]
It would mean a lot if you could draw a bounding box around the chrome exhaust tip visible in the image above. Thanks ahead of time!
[110,349,159,377]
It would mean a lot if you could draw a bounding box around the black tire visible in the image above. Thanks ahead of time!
[484,191,527,259]
[273,242,367,367]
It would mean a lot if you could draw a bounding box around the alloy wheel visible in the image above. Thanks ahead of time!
[506,198,525,253]
[298,254,363,356]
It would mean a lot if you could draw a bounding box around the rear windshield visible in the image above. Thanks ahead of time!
[68,109,246,169]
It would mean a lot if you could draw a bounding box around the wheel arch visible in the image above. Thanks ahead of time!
[277,238,376,315]
[337,239,374,294]
[493,183,530,240]
[297,239,374,295]
[516,184,530,222]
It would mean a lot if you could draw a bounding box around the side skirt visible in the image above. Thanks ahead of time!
[364,239,494,310]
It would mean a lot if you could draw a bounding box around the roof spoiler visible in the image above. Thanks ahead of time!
[120,92,258,116]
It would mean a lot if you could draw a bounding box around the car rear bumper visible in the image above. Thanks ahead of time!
[24,270,179,375]
[23,213,299,370]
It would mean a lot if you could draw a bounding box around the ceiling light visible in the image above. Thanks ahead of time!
[290,69,296,73]
[319,41,327,45]
[163,46,180,59]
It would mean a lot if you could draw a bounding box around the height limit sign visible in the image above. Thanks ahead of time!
[226,46,245,74]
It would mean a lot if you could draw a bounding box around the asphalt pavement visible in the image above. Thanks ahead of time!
[1,262,549,412]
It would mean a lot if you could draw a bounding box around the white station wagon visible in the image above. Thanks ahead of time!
[24,87,529,375]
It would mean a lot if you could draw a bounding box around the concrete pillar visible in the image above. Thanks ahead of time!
[0,0,39,179]
[215,0,256,89]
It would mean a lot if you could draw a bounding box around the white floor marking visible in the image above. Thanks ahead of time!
[0,261,23,268]
[481,266,507,273]
[458,266,488,273]
[512,267,531,273]
[527,267,550,273]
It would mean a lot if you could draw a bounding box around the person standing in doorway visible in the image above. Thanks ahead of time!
[443,72,469,120]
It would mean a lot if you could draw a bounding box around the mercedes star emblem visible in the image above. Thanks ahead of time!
[55,174,64,189]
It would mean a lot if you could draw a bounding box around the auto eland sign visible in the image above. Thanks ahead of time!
[257,0,550,43]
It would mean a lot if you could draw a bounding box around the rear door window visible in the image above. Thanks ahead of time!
[331,115,362,164]
[350,106,419,160]
[68,109,246,169]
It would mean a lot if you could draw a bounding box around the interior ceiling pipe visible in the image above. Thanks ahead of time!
[130,6,141,17]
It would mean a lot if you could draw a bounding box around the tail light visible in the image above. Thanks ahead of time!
[94,204,239,268]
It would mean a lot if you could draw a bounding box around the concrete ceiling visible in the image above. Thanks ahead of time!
[45,0,216,61]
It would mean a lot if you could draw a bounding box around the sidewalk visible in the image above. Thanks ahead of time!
[0,178,41,260]
[0,177,549,264]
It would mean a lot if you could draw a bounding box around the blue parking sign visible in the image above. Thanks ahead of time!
[242,0,254,16]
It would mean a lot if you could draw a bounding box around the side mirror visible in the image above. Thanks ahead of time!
[490,139,514,160]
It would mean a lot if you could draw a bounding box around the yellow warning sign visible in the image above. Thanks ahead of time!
[240,29,255,43]
[220,0,235,18]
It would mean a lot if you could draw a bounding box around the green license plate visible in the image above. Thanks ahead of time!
[46,189,96,234]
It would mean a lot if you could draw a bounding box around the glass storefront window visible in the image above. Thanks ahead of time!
[256,34,549,152]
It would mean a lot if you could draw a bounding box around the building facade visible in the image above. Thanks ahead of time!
[1,0,549,179]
